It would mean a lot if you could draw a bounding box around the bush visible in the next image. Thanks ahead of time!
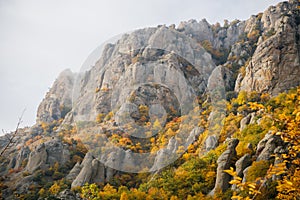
[246,160,270,182]
[52,171,64,180]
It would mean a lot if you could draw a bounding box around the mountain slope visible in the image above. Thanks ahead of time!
[0,0,300,199]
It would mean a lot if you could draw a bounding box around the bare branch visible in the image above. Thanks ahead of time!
[0,109,26,157]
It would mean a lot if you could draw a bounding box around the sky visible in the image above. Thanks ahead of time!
[0,0,282,133]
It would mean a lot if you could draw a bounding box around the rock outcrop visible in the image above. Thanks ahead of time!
[235,154,252,178]
[71,153,106,187]
[72,26,216,123]
[26,138,70,172]
[240,112,256,131]
[236,1,300,95]
[177,18,246,49]
[256,133,283,161]
[26,143,47,172]
[37,69,75,123]
[1,1,300,199]
[204,135,218,151]
[14,146,30,169]
[211,139,239,194]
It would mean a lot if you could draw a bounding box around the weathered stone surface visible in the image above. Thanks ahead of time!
[71,153,94,187]
[211,139,239,194]
[178,18,246,49]
[26,143,47,172]
[177,19,214,44]
[71,152,107,187]
[91,159,105,183]
[45,139,70,166]
[186,127,203,147]
[7,156,16,169]
[256,133,283,161]
[204,135,218,151]
[72,26,216,123]
[26,139,70,173]
[231,154,252,190]
[37,69,75,123]
[235,154,252,177]
[242,166,251,183]
[66,162,82,182]
[240,114,251,131]
[14,146,30,169]
[208,65,234,92]
[236,1,300,95]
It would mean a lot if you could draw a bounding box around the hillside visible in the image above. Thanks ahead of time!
[0,0,300,199]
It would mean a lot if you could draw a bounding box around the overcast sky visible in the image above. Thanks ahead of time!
[0,0,282,133]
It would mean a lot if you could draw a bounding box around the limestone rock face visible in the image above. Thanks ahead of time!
[37,69,75,123]
[242,166,251,183]
[211,139,239,194]
[236,1,300,95]
[186,127,204,147]
[177,19,214,44]
[204,135,218,151]
[72,26,216,123]
[235,154,252,177]
[177,19,246,49]
[256,133,283,161]
[66,162,81,182]
[151,137,179,171]
[71,153,106,187]
[26,143,47,172]
[240,113,256,131]
[45,139,70,165]
[14,146,30,169]
[26,139,70,172]
[151,127,203,172]
[71,152,93,187]
[208,65,234,92]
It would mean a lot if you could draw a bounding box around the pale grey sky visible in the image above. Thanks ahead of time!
[0,0,282,132]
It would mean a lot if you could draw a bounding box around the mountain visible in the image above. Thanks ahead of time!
[0,0,299,199]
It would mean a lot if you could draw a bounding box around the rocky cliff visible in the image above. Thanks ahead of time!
[37,69,75,123]
[0,1,300,199]
[235,0,300,95]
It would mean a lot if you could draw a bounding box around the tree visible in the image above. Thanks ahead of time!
[0,109,25,157]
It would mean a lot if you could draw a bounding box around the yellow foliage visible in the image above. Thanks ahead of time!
[248,102,264,111]
[49,182,60,195]
[38,188,46,197]
[96,113,105,123]
[246,160,270,182]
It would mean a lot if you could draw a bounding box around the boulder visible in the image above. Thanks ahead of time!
[211,139,239,194]
[25,139,70,173]
[71,152,106,187]
[235,154,252,177]
[26,143,47,172]
[240,115,250,131]
[204,135,218,151]
[66,162,82,182]
[45,139,70,166]
[256,133,283,161]
[242,166,251,183]
[71,153,94,187]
